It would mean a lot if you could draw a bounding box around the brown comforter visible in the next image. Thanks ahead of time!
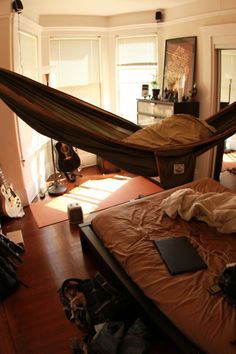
[92,177,236,354]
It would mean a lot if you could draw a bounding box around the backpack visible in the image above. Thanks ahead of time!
[218,265,236,306]
[0,233,25,300]
[59,272,130,330]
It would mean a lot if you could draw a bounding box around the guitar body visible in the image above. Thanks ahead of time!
[0,183,24,218]
[55,142,81,173]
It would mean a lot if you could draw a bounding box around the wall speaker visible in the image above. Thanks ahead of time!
[12,0,23,13]
[155,11,162,22]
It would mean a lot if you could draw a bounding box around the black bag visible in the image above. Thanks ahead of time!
[218,265,236,306]
[0,233,25,301]
[59,272,130,330]
[0,255,19,300]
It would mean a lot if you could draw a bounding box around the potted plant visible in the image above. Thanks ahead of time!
[151,76,160,100]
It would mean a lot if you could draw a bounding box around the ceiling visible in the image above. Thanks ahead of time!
[21,0,197,17]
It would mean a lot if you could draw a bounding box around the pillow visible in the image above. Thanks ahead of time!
[123,114,216,148]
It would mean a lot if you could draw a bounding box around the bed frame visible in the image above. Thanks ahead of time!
[79,221,204,354]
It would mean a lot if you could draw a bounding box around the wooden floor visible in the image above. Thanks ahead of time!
[0,167,181,354]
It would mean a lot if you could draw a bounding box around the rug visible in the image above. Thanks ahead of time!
[30,175,163,228]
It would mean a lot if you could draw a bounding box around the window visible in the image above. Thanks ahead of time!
[50,38,101,106]
[116,35,158,123]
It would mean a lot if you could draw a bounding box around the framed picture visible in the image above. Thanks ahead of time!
[163,36,196,98]
[141,84,149,98]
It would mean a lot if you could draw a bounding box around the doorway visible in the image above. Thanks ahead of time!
[217,49,236,189]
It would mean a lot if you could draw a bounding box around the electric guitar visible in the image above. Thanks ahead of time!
[0,167,25,218]
[55,142,81,174]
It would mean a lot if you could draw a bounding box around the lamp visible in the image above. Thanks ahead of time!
[38,66,67,196]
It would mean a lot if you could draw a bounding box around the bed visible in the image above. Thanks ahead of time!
[79,177,236,354]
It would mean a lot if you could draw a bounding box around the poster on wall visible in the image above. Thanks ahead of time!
[163,36,196,99]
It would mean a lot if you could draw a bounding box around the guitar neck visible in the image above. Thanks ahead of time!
[0,168,8,190]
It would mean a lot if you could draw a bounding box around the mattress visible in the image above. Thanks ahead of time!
[91,177,236,354]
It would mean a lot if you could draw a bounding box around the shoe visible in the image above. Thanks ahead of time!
[69,337,85,354]
[118,318,151,354]
[64,172,76,183]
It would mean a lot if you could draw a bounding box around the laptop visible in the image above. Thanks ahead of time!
[154,236,207,275]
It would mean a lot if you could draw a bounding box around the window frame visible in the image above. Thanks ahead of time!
[116,34,158,122]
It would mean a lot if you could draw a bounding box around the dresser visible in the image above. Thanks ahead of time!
[137,99,199,127]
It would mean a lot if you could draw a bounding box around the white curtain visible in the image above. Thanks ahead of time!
[50,38,101,106]
[117,36,157,65]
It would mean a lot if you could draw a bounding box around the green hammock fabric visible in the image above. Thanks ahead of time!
[0,67,236,188]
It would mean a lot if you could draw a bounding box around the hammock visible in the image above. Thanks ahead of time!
[0,67,236,188]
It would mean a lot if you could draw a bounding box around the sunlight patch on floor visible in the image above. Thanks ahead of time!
[44,175,131,214]
[223,151,236,163]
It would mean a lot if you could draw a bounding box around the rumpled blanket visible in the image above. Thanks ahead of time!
[160,188,236,233]
[122,114,216,148]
